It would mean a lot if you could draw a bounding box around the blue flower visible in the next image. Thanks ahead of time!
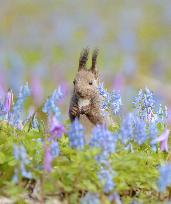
[9,83,31,128]
[120,113,134,144]
[68,119,85,149]
[157,104,168,123]
[42,86,63,119]
[120,113,148,145]
[98,83,110,110]
[157,163,171,192]
[90,125,116,162]
[110,90,122,115]
[13,145,32,182]
[132,88,167,123]
[98,166,115,193]
[98,83,122,115]
[133,117,147,145]
[80,193,100,204]
[108,192,122,204]
[98,82,108,97]
[148,122,158,140]
[32,115,39,129]
[50,140,60,158]
[18,83,31,99]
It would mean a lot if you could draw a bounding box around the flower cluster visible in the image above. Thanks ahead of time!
[110,90,122,115]
[90,125,116,162]
[43,86,65,139]
[120,113,134,144]
[98,166,115,193]
[132,88,167,123]
[68,119,85,149]
[133,117,147,145]
[157,163,171,192]
[11,83,31,128]
[0,83,31,129]
[42,87,64,172]
[48,116,65,139]
[148,122,158,140]
[0,89,13,119]
[32,114,39,129]
[120,113,160,147]
[42,86,63,119]
[12,145,32,183]
[98,83,122,115]
[2,89,13,113]
[44,140,60,172]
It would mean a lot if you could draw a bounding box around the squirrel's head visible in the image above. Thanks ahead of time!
[73,48,99,99]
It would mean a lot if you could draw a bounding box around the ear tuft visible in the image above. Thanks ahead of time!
[78,47,89,71]
[91,48,99,77]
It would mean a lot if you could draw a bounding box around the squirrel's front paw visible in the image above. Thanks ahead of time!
[81,105,90,115]
[70,105,80,117]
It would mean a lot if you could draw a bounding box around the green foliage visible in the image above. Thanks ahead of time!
[0,120,169,203]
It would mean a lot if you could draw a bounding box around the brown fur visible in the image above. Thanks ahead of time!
[69,48,106,125]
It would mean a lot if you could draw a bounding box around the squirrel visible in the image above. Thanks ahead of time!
[69,48,108,126]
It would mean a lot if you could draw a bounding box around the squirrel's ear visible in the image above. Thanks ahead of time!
[91,48,99,77]
[78,48,89,71]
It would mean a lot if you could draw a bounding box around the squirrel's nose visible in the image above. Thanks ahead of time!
[77,90,82,95]
[76,89,84,97]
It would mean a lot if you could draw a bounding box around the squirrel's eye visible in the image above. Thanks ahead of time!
[73,80,76,85]
[89,82,93,85]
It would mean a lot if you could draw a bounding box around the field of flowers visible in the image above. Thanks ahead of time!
[0,83,171,203]
[0,1,171,203]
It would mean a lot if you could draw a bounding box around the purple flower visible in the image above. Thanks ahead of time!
[152,129,170,152]
[44,145,53,172]
[31,75,43,105]
[49,116,65,139]
[3,89,13,113]
[112,73,125,91]
[44,140,60,172]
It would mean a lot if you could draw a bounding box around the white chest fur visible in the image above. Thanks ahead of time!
[78,98,90,108]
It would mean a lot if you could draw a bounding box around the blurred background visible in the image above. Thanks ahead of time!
[0,0,171,119]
